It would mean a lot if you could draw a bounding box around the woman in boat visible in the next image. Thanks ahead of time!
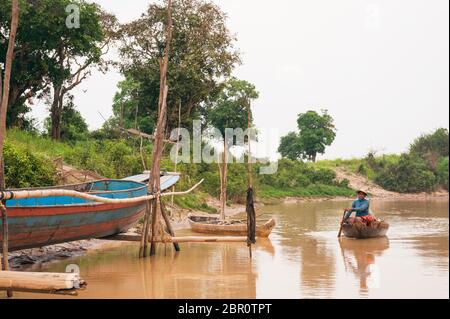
[344,190,376,225]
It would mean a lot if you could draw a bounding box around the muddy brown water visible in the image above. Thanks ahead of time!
[9,199,449,299]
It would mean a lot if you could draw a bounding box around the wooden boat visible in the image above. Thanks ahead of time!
[1,175,180,252]
[187,214,276,238]
[342,220,389,239]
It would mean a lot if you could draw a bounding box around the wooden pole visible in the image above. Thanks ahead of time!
[171,101,182,205]
[246,100,256,259]
[338,210,347,237]
[0,271,84,293]
[0,203,12,297]
[106,234,249,243]
[160,200,180,252]
[139,200,151,258]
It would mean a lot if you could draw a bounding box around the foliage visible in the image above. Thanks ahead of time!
[3,142,56,189]
[0,0,114,129]
[117,0,240,134]
[278,110,336,162]
[374,154,437,193]
[437,157,449,191]
[44,95,89,141]
[278,132,303,161]
[205,78,258,137]
[410,128,449,170]
[7,129,147,179]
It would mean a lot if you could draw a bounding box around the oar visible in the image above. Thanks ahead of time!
[338,210,347,238]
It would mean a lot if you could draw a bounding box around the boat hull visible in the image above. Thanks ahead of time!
[1,179,150,251]
[188,215,276,238]
[1,202,146,251]
[342,221,389,239]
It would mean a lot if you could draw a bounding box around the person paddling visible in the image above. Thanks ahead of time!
[344,190,376,224]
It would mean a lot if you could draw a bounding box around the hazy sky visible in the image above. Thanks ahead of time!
[30,0,450,160]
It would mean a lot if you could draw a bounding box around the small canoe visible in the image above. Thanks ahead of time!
[1,176,179,251]
[123,171,180,188]
[342,220,389,239]
[187,214,276,238]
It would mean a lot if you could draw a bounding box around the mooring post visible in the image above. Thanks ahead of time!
[160,201,180,252]
[0,202,12,297]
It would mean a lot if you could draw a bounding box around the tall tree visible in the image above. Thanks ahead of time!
[206,78,259,220]
[47,1,118,140]
[0,0,19,190]
[278,110,336,162]
[0,0,19,297]
[118,0,240,135]
[0,0,118,132]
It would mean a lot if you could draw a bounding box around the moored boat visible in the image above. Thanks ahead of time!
[1,176,179,251]
[342,220,389,239]
[187,214,276,238]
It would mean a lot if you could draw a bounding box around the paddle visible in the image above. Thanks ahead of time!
[338,210,347,237]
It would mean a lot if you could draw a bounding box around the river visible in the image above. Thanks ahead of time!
[12,198,449,299]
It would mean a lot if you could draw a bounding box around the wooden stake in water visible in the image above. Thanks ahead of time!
[1,203,12,297]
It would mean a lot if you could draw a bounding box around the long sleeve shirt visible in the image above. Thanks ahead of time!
[349,198,370,217]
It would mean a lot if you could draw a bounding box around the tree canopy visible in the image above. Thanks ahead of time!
[278,110,336,162]
[206,78,259,137]
[0,0,117,133]
[116,0,240,134]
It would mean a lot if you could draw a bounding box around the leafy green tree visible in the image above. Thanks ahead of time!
[278,110,336,162]
[206,78,259,219]
[410,128,449,170]
[44,95,89,142]
[46,1,118,140]
[117,0,240,135]
[1,0,118,137]
[278,132,303,161]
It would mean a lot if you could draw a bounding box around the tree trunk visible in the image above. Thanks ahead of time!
[140,0,173,257]
[50,85,63,140]
[219,141,228,220]
[312,153,317,163]
[0,0,19,180]
[0,0,19,299]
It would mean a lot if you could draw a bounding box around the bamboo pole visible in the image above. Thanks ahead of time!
[0,179,204,204]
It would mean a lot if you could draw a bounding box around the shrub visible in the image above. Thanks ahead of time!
[437,157,449,190]
[3,142,57,189]
[375,154,437,193]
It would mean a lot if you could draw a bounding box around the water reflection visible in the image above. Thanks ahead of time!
[339,237,390,295]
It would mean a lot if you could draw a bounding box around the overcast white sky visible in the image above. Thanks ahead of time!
[31,0,450,160]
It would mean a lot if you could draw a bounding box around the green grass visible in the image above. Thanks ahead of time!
[169,193,217,214]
